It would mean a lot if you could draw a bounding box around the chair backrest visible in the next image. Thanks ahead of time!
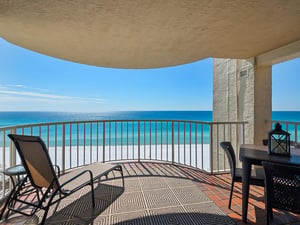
[262,161,300,214]
[220,142,236,177]
[8,134,58,190]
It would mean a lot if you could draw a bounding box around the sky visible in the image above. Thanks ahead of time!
[0,37,299,112]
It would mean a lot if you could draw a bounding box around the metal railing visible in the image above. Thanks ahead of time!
[0,119,247,197]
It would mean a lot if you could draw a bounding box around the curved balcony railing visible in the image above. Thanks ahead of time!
[0,119,248,197]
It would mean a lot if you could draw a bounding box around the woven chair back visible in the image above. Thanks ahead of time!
[220,142,237,177]
[263,161,300,214]
[8,134,58,190]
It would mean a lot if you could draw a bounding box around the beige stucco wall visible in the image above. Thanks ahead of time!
[213,58,272,146]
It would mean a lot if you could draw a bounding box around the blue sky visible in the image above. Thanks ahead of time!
[0,38,299,112]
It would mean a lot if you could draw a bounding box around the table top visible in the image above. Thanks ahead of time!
[240,144,300,166]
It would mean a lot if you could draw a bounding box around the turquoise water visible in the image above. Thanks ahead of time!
[0,111,299,146]
[1,111,299,127]
[0,111,212,127]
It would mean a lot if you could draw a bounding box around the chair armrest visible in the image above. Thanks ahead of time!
[53,165,61,177]
[59,169,94,194]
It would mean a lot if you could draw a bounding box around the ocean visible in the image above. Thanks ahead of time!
[0,111,299,172]
[0,111,299,147]
[0,111,299,127]
[0,111,213,127]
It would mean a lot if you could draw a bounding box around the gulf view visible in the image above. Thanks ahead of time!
[0,2,300,224]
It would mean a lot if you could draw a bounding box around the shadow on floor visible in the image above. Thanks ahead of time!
[112,212,236,225]
[19,182,124,224]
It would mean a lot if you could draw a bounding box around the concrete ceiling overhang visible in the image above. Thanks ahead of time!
[0,0,299,68]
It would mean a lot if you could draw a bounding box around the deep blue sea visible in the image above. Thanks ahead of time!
[0,111,299,127]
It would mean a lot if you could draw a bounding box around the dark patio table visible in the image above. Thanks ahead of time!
[239,144,300,222]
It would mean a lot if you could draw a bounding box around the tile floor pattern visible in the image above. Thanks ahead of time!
[1,162,300,225]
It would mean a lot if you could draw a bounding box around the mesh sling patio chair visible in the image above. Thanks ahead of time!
[262,161,300,225]
[0,134,123,224]
[220,142,265,209]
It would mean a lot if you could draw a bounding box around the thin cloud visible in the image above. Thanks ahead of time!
[15,84,50,92]
[0,85,104,103]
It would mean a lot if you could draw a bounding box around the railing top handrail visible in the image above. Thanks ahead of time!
[270,120,300,125]
[0,119,248,131]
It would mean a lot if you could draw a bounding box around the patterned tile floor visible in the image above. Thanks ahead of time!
[0,162,300,225]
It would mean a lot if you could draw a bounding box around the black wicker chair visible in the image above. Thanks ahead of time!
[220,142,265,209]
[262,161,300,225]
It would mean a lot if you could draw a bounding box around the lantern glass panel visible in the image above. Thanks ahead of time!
[268,123,290,156]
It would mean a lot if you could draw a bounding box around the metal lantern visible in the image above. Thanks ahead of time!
[268,123,290,156]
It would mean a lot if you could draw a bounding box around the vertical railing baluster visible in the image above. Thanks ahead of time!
[2,130,6,195]
[172,121,174,164]
[84,123,86,165]
[138,121,140,162]
[167,122,169,161]
[109,122,112,161]
[243,123,245,144]
[77,123,79,167]
[90,122,92,163]
[9,129,16,178]
[201,124,204,170]
[103,122,105,162]
[144,121,146,160]
[108,121,111,161]
[195,123,197,168]
[178,122,180,163]
[235,123,238,161]
[149,120,152,160]
[62,124,65,173]
[155,121,157,160]
[161,122,163,160]
[216,124,219,171]
[70,124,72,169]
[190,122,192,166]
[96,122,99,162]
[115,122,117,161]
[47,126,49,149]
[295,123,298,144]
[209,123,213,174]
[132,121,134,160]
[223,124,226,170]
[127,121,129,160]
[184,122,186,165]
[121,122,123,160]
[55,125,57,165]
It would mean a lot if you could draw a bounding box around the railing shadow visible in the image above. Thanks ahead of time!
[113,212,236,225]
[119,161,265,206]
[43,182,124,224]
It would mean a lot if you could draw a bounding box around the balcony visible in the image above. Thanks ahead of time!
[1,119,300,224]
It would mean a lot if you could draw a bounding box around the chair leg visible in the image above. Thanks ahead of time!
[0,190,13,220]
[41,207,49,225]
[0,176,27,220]
[90,182,95,208]
[228,180,235,209]
[266,208,270,225]
[119,166,125,188]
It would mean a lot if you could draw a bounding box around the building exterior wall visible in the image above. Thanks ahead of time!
[213,58,272,145]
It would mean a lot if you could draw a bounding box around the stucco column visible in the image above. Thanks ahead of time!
[213,58,272,145]
[253,64,272,144]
